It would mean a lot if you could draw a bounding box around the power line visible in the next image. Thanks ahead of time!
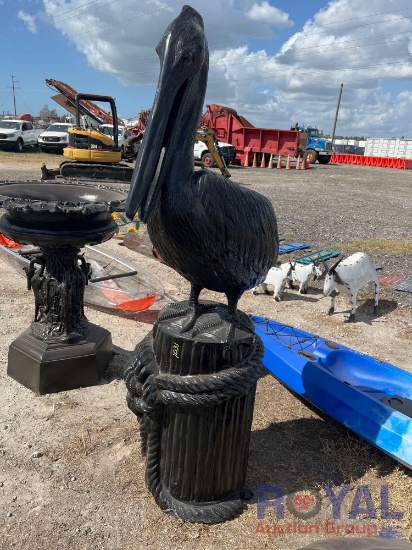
[207,37,412,73]
[2,2,412,58]
[248,31,411,59]
[15,90,35,114]
[96,33,412,80]
[48,0,102,19]
[0,0,113,40]
[229,59,412,83]
[96,27,412,78]
[51,1,412,35]
[0,0,185,55]
[1,23,411,80]
[50,0,124,23]
[311,4,412,27]
[1,1,411,111]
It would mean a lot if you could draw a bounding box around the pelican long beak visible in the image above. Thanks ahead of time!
[125,6,206,223]
[125,84,179,222]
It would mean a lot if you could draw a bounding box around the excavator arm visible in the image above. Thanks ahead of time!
[46,79,124,126]
[123,126,231,177]
[195,128,231,177]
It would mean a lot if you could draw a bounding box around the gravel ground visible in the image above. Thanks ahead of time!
[0,154,411,549]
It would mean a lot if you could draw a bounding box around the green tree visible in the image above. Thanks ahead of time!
[38,104,59,121]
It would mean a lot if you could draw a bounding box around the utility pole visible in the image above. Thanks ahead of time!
[331,83,343,145]
[8,75,19,117]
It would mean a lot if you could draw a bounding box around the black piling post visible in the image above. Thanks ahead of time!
[125,302,263,523]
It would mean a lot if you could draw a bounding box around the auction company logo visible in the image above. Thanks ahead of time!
[255,485,404,539]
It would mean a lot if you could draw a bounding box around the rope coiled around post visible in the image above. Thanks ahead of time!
[124,329,263,523]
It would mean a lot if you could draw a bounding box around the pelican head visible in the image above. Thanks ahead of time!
[126,6,208,222]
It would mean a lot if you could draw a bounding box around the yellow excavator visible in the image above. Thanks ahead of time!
[41,93,135,181]
[41,86,231,181]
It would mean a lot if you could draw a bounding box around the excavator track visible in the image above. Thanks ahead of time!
[60,161,134,181]
[40,161,134,183]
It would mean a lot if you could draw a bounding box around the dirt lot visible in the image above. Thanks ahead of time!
[0,151,411,549]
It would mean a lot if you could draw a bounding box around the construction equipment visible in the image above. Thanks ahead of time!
[194,127,233,177]
[42,79,231,180]
[123,112,232,176]
[199,104,308,166]
[42,80,134,181]
[122,109,150,160]
[45,79,123,128]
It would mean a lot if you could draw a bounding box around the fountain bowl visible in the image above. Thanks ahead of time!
[0,181,126,248]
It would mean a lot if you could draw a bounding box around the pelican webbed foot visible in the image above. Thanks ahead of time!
[179,284,203,334]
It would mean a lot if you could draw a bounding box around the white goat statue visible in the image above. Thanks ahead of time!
[252,262,292,301]
[289,261,323,294]
[323,252,379,322]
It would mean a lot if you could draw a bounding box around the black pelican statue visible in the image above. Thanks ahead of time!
[126,5,278,334]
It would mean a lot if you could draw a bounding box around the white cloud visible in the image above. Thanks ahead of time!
[208,0,412,136]
[17,10,37,33]
[36,0,412,136]
[246,2,293,27]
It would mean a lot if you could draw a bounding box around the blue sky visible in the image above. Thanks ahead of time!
[1,0,412,137]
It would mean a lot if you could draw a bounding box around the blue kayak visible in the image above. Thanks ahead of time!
[252,315,412,470]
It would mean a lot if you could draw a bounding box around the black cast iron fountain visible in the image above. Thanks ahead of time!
[0,180,126,394]
[124,6,279,524]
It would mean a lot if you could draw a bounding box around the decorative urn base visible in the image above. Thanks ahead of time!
[8,323,112,395]
[0,181,126,394]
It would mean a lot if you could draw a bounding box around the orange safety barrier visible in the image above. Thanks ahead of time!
[330,153,412,169]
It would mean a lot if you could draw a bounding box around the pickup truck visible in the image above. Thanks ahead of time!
[38,123,75,153]
[97,124,128,152]
[0,119,43,152]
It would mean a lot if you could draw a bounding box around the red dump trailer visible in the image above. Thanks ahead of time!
[199,104,307,165]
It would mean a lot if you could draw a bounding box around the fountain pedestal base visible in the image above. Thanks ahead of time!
[0,180,126,394]
[8,323,112,395]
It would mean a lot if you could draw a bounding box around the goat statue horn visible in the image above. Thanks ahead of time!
[328,256,343,273]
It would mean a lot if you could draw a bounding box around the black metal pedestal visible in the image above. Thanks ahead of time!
[0,181,126,394]
[8,323,112,395]
[125,301,263,524]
